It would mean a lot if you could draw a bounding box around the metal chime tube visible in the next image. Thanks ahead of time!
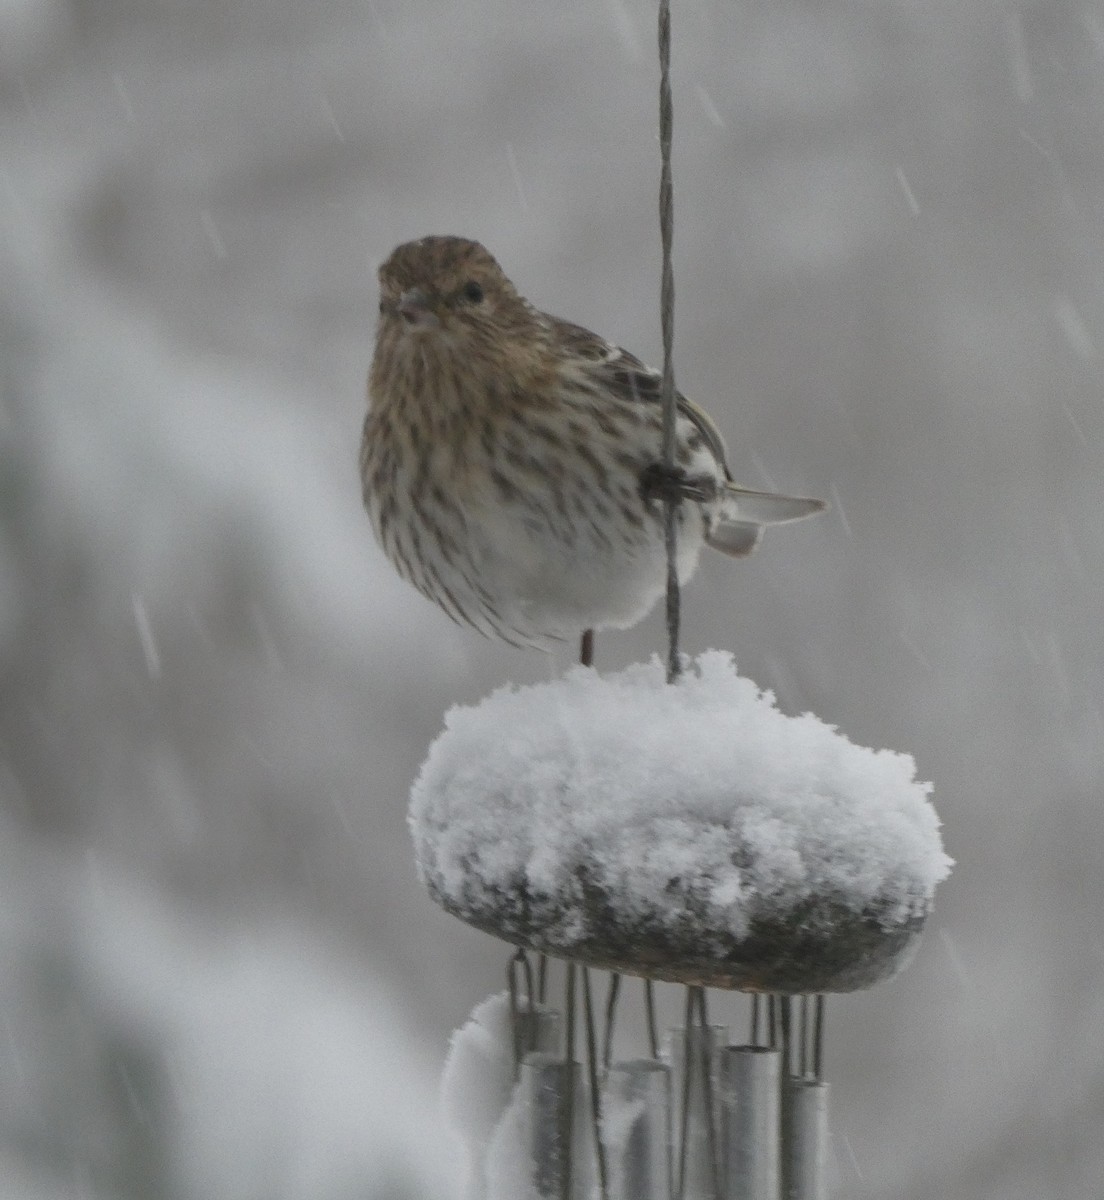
[781,1078,829,1200]
[667,1023,726,1199]
[521,1052,593,1199]
[720,1045,782,1200]
[603,1058,671,1200]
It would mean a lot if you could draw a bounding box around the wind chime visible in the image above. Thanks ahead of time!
[409,4,950,1197]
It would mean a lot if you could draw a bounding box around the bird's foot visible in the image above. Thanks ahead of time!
[639,463,717,505]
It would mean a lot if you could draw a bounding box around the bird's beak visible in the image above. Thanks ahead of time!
[398,287,440,330]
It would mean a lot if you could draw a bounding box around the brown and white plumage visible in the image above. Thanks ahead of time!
[361,235,824,645]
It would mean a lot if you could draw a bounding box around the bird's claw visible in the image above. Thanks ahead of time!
[639,463,716,505]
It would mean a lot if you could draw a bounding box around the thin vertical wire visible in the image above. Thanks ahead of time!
[675,986,721,1200]
[602,973,622,1071]
[813,994,826,1081]
[644,979,659,1059]
[799,994,810,1077]
[507,950,536,1073]
[695,987,721,1198]
[582,968,609,1199]
[675,987,695,1199]
[657,0,681,685]
[561,961,577,1200]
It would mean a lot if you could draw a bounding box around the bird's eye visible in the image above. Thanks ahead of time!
[462,281,484,304]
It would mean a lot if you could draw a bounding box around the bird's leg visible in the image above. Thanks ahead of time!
[639,463,717,505]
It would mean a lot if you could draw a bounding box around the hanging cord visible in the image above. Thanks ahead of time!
[779,994,793,1076]
[560,962,577,1200]
[675,988,695,1198]
[581,968,609,1199]
[695,987,721,1196]
[507,949,537,1074]
[813,994,826,1081]
[659,14,726,1198]
[675,986,722,1200]
[657,0,681,685]
[602,972,621,1070]
[644,978,659,1059]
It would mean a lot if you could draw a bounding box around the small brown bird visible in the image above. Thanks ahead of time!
[361,236,824,646]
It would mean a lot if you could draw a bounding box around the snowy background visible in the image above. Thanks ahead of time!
[1,0,1102,1196]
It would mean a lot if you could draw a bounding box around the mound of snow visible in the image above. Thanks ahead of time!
[411,653,951,989]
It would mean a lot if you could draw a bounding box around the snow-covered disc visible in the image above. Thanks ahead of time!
[410,653,952,993]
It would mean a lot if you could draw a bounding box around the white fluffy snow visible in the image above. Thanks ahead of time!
[443,993,675,1200]
[411,652,951,946]
[440,992,518,1200]
[443,993,594,1200]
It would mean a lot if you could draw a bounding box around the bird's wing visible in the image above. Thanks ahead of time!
[547,316,734,479]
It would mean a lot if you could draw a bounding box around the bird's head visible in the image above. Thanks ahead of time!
[375,236,550,370]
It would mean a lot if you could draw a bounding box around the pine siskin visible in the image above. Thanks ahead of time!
[361,235,824,647]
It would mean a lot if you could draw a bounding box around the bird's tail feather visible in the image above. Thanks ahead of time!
[706,484,825,558]
[723,484,826,525]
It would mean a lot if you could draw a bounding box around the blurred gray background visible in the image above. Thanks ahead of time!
[1,0,1102,1196]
